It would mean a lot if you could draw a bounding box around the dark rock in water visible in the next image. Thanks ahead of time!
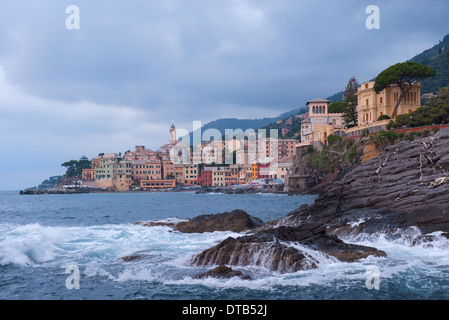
[120,254,142,262]
[19,188,91,195]
[134,221,176,228]
[191,223,386,273]
[194,264,252,280]
[192,237,317,273]
[175,209,264,233]
[196,187,258,194]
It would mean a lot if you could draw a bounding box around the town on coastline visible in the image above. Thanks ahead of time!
[22,69,449,196]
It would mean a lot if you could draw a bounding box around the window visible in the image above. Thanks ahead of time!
[380,97,383,104]
[365,83,368,89]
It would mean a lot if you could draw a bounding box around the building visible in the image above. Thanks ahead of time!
[162,159,175,180]
[299,98,345,146]
[160,122,178,160]
[94,153,132,191]
[81,156,101,182]
[198,167,213,187]
[276,157,294,182]
[124,146,158,162]
[132,160,162,182]
[183,164,199,185]
[356,81,421,125]
[140,179,176,189]
[81,168,95,181]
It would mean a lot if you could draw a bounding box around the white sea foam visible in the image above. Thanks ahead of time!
[2,220,448,295]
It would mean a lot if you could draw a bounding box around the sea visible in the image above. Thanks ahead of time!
[0,190,448,301]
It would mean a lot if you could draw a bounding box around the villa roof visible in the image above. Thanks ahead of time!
[306,98,330,105]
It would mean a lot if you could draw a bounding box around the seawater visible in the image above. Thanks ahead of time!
[0,191,448,300]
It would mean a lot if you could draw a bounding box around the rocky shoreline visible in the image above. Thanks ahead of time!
[130,128,449,278]
[195,187,285,195]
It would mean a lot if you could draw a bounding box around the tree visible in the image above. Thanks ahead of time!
[342,77,359,128]
[328,101,346,114]
[374,61,436,119]
[386,87,449,129]
[61,156,92,178]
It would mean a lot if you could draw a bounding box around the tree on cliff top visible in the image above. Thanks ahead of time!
[374,61,436,119]
[342,77,359,128]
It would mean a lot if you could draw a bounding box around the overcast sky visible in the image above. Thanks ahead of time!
[0,0,448,190]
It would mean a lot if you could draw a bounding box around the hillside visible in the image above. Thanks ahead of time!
[411,33,449,94]
[324,33,449,102]
[261,113,305,140]
[186,107,306,142]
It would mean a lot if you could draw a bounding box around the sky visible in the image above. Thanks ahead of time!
[0,0,448,190]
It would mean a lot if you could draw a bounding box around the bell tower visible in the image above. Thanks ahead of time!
[169,121,176,144]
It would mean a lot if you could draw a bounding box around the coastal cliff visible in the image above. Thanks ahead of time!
[283,127,449,237]
[190,128,449,274]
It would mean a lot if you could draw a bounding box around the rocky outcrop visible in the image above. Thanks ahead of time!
[174,209,264,233]
[196,187,260,194]
[134,221,176,228]
[190,129,449,274]
[19,188,92,195]
[194,265,252,280]
[191,223,386,273]
[283,128,449,238]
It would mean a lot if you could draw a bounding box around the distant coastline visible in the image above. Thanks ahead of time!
[18,185,290,195]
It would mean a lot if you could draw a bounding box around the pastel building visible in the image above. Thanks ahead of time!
[124,146,158,162]
[160,122,178,160]
[198,167,213,187]
[132,160,162,181]
[183,164,199,185]
[94,153,133,191]
[356,81,421,124]
[300,98,345,145]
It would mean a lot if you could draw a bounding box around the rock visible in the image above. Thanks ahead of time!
[191,224,386,273]
[175,209,264,233]
[196,187,259,194]
[134,221,176,228]
[194,264,252,280]
[120,254,142,262]
[189,129,449,274]
[293,128,449,237]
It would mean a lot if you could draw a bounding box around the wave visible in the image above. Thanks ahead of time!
[0,222,241,267]
[2,221,448,297]
[342,226,449,249]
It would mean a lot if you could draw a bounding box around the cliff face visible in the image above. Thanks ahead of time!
[286,127,449,237]
[190,128,449,274]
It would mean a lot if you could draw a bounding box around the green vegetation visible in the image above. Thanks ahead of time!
[369,130,404,147]
[342,77,359,128]
[387,87,449,129]
[374,61,436,118]
[38,176,62,189]
[328,101,346,114]
[411,34,449,95]
[377,115,391,121]
[302,136,362,177]
[61,156,92,178]
[327,135,343,145]
[262,114,304,139]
